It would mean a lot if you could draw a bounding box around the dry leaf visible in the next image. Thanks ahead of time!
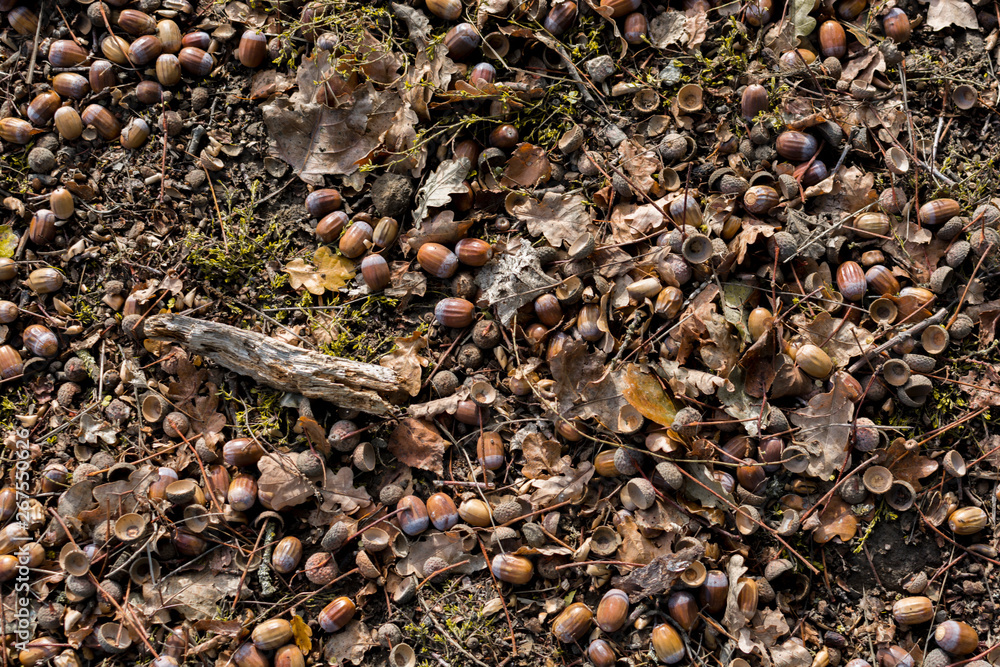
[812,496,858,543]
[319,466,373,515]
[284,246,356,295]
[291,615,312,653]
[258,452,316,510]
[323,620,373,665]
[380,331,429,396]
[387,418,449,476]
[885,438,939,491]
[500,144,551,188]
[529,462,595,507]
[789,381,854,480]
[475,240,559,325]
[142,571,244,621]
[611,545,704,602]
[412,158,471,223]
[621,364,680,426]
[505,191,596,248]
[521,431,569,479]
[658,359,724,397]
[927,0,978,30]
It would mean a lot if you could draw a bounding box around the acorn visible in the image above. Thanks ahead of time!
[918,199,960,226]
[577,303,603,341]
[155,54,183,86]
[361,255,391,291]
[836,261,867,301]
[892,596,933,625]
[23,325,58,358]
[227,475,257,511]
[667,591,698,631]
[121,118,151,149]
[339,221,372,258]
[624,12,648,44]
[28,209,56,246]
[306,188,343,217]
[935,621,978,655]
[51,73,89,101]
[455,238,493,266]
[600,0,641,18]
[491,554,534,584]
[469,62,496,88]
[701,570,729,614]
[27,267,64,294]
[836,0,866,19]
[652,623,686,664]
[796,344,833,378]
[795,159,828,186]
[222,437,265,466]
[883,8,911,42]
[8,6,39,35]
[534,294,563,327]
[398,495,430,535]
[136,80,164,104]
[238,31,267,67]
[54,107,84,141]
[427,0,463,19]
[0,346,21,380]
[233,644,269,667]
[588,639,616,667]
[48,40,89,67]
[947,507,987,535]
[743,185,779,214]
[775,131,819,161]
[748,307,773,340]
[819,21,847,58]
[866,265,900,296]
[741,83,768,120]
[745,0,772,25]
[128,35,163,66]
[435,298,475,327]
[458,498,492,527]
[275,645,305,667]
[252,619,293,650]
[444,23,481,60]
[81,105,121,141]
[49,187,74,220]
[27,91,62,126]
[179,47,214,76]
[271,536,303,574]
[0,301,17,324]
[0,118,32,145]
[372,217,399,248]
[854,212,890,239]
[489,124,519,148]
[0,259,14,282]
[316,211,347,244]
[427,493,459,531]
[173,530,207,556]
[158,20,182,53]
[418,243,459,279]
[552,602,593,642]
[596,588,630,633]
[320,597,357,632]
[477,432,504,470]
[119,9,157,35]
[544,1,578,35]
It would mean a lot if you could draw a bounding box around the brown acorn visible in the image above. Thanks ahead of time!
[121,118,151,149]
[444,23,481,60]
[128,35,163,66]
[52,73,90,100]
[0,301,17,324]
[238,31,267,68]
[222,437,265,466]
[489,124,519,149]
[119,9,157,35]
[271,536,303,574]
[228,475,257,511]
[854,212,890,238]
[158,20,182,53]
[745,0,772,25]
[918,199,960,226]
[0,118,32,145]
[89,60,117,93]
[796,344,833,378]
[233,644,268,667]
[458,498,492,526]
[819,21,847,58]
[275,646,305,667]
[883,8,911,42]
[491,554,534,584]
[48,40,89,67]
[577,303,603,341]
[252,619,293,650]
[836,261,867,301]
[623,12,648,44]
[136,80,164,104]
[476,432,504,470]
[179,47,214,76]
[741,83,768,120]
[398,495,430,535]
[339,221,372,258]
[836,0,866,20]
[81,105,121,141]
[544,1,578,35]
[588,639,616,667]
[182,32,212,50]
[600,0,641,18]
[934,621,978,655]
[8,6,38,35]
[743,185,779,214]
[23,325,58,357]
[0,346,23,380]
[552,602,593,642]
[775,131,819,161]
[435,298,475,327]
[667,591,698,631]
[454,238,493,266]
[319,597,356,632]
[948,507,987,535]
[652,623,686,664]
[534,294,563,327]
[892,596,933,625]
[27,268,64,294]
[426,0,463,20]
[596,588,630,633]
[361,255,391,291]
[418,243,459,278]
[794,160,828,186]
[427,493,459,530]
[470,62,497,88]
[865,265,900,296]
[701,570,729,614]
[28,210,56,246]
[156,54,183,86]
[305,188,343,217]
[27,91,61,126]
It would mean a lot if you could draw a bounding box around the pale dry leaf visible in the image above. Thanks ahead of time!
[395,531,487,577]
[142,572,243,621]
[529,462,595,507]
[391,2,431,46]
[521,431,569,479]
[412,158,471,224]
[612,544,704,602]
[77,413,116,445]
[771,640,813,667]
[475,240,559,325]
[793,311,874,367]
[789,380,854,480]
[927,0,979,30]
[283,246,356,296]
[619,142,661,195]
[658,359,724,397]
[722,555,750,633]
[686,7,709,48]
[380,331,429,396]
[505,191,596,248]
[323,620,373,665]
[262,83,400,184]
[387,418,449,476]
[791,0,816,37]
[649,10,688,48]
[718,367,773,437]
[319,466,372,514]
[257,452,315,510]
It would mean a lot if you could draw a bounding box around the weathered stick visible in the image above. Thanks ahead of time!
[144,314,401,416]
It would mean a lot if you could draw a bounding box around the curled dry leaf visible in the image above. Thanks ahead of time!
[520,430,569,479]
[387,417,449,476]
[78,413,117,445]
[649,10,688,48]
[380,331,429,397]
[927,0,979,30]
[407,385,471,419]
[411,158,471,224]
[722,554,750,633]
[771,639,814,667]
[611,544,704,603]
[793,311,875,368]
[475,240,559,325]
[812,496,858,544]
[284,246,356,296]
[621,363,680,426]
[319,466,373,515]
[322,620,373,666]
[395,530,486,577]
[142,571,244,621]
[529,461,595,507]
[789,380,854,479]
[884,437,939,491]
[505,191,596,249]
[257,452,316,510]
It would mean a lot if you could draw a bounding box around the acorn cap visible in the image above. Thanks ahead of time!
[113,513,148,542]
[862,466,893,494]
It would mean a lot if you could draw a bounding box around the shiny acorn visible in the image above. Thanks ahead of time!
[81,105,121,141]
[596,588,630,633]
[23,325,59,357]
[588,639,616,667]
[935,620,978,655]
[238,31,267,67]
[652,623,686,664]
[361,255,391,291]
[455,238,493,266]
[179,47,214,76]
[271,536,303,574]
[222,438,265,466]
[544,1,578,35]
[228,475,257,511]
[48,40,89,67]
[947,507,987,535]
[600,0,641,18]
[398,495,430,535]
[883,8,911,42]
[819,21,847,58]
[156,54,183,86]
[552,602,593,642]
[667,591,698,631]
[427,0,463,20]
[796,344,833,378]
[458,498,492,526]
[624,12,648,44]
[0,346,23,380]
[866,265,900,296]
[27,91,61,126]
[435,298,475,327]
[129,35,163,66]
[743,185,779,214]
[918,199,960,226]
[477,432,504,470]
[252,619,293,650]
[0,118,33,145]
[775,131,819,161]
[444,23,481,60]
[426,493,459,531]
[27,268,64,294]
[319,597,357,632]
[89,60,117,93]
[418,243,459,278]
[701,569,729,614]
[491,554,534,584]
[742,83,768,120]
[892,596,933,625]
[837,261,867,301]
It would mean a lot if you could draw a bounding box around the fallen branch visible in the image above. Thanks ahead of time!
[144,314,401,416]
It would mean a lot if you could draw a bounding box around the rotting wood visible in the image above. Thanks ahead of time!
[143,314,401,416]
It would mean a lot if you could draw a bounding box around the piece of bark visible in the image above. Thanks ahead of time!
[144,314,401,416]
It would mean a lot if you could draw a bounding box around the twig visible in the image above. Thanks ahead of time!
[947,243,994,329]
[477,538,517,656]
[25,2,44,87]
[418,596,493,667]
[799,455,880,523]
[847,307,949,373]
[416,559,471,589]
